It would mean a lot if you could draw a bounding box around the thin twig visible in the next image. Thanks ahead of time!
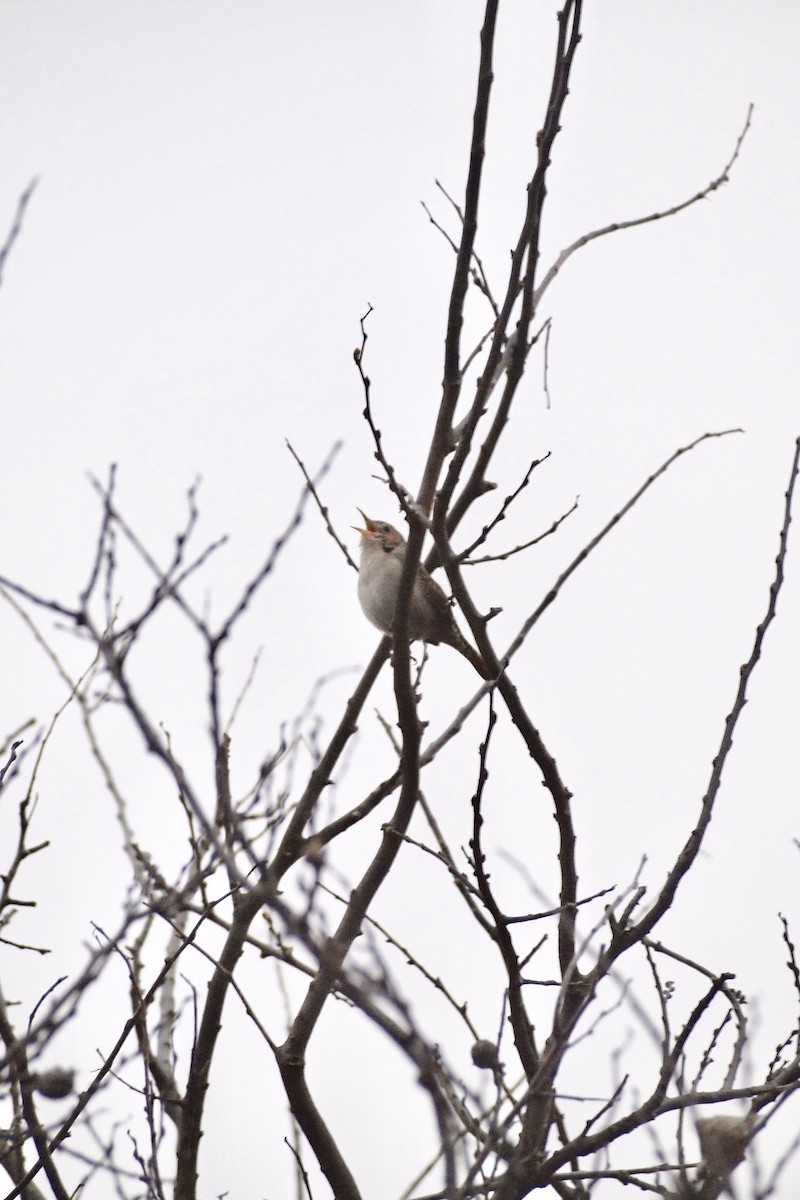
[0,178,38,288]
[286,439,356,570]
[534,104,754,309]
[466,499,578,566]
[459,453,552,561]
[503,429,744,661]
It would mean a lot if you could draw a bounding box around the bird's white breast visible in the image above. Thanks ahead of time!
[357,542,404,634]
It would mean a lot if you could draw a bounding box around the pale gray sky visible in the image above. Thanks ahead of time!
[1,3,799,1196]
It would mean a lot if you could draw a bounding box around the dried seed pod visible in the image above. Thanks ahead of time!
[697,1114,751,1178]
[33,1067,75,1100]
[471,1039,499,1070]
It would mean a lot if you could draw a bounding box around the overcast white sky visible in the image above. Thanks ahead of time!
[1,3,799,1197]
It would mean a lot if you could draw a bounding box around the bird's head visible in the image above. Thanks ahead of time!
[353,511,405,552]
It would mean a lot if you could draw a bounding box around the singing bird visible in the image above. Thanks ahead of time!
[354,512,491,679]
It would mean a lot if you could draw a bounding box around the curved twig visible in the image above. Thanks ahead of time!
[534,104,754,310]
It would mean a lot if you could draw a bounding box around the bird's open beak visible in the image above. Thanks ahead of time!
[352,509,377,537]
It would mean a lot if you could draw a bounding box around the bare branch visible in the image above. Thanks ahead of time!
[625,435,800,945]
[534,104,754,310]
